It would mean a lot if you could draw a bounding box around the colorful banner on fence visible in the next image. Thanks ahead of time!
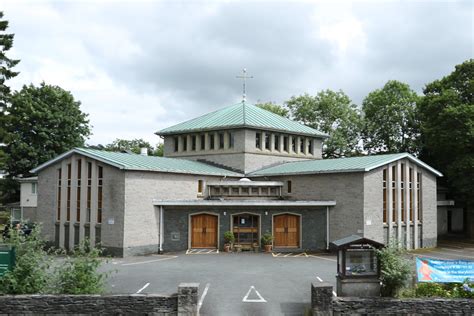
[416,257,474,283]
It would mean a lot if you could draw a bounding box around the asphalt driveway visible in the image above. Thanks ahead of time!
[103,252,337,316]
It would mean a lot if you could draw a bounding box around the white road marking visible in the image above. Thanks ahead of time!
[122,256,178,266]
[333,291,337,297]
[242,286,267,303]
[197,283,210,314]
[307,255,337,262]
[136,282,150,294]
[439,247,465,253]
[316,276,323,282]
[283,253,292,257]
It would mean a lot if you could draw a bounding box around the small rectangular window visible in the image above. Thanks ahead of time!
[198,180,204,195]
[31,183,37,194]
[256,132,261,149]
[174,137,179,152]
[228,132,234,148]
[265,133,270,150]
[219,133,225,149]
[182,136,188,151]
[287,180,292,193]
[210,133,215,150]
[191,135,197,151]
[200,134,206,150]
[283,136,289,152]
[274,135,280,150]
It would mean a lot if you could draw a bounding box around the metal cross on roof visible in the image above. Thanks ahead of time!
[236,68,253,103]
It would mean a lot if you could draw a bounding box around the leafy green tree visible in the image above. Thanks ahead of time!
[286,90,363,158]
[362,80,420,154]
[105,138,162,156]
[3,83,90,179]
[418,59,474,204]
[376,242,411,297]
[256,102,289,118]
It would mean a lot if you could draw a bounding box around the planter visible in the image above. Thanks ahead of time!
[264,244,272,253]
[224,244,231,253]
[234,244,242,252]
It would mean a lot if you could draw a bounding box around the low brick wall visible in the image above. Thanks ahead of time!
[312,282,474,315]
[0,283,198,315]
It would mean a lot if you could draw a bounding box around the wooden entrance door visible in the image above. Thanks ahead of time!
[191,214,218,248]
[273,214,300,248]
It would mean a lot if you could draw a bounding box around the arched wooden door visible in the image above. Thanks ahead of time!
[273,214,300,248]
[191,214,218,248]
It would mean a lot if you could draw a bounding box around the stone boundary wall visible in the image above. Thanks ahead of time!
[312,282,474,315]
[0,283,198,315]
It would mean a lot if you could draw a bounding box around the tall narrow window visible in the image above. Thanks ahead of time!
[219,133,225,149]
[182,136,188,151]
[383,168,387,224]
[417,173,421,221]
[57,169,62,221]
[174,137,179,152]
[191,135,197,151]
[31,183,37,194]
[308,139,313,155]
[228,132,234,148]
[97,166,103,224]
[255,132,261,149]
[200,134,206,150]
[87,162,92,223]
[401,164,405,222]
[274,135,280,151]
[67,163,71,221]
[209,133,215,150]
[409,168,413,222]
[287,180,292,194]
[76,159,81,222]
[283,136,289,152]
[392,165,397,223]
[197,180,203,195]
[291,137,296,152]
[300,138,304,153]
[264,133,270,150]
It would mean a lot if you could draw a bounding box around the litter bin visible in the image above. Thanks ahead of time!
[0,244,15,277]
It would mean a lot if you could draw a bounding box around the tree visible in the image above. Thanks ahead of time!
[105,138,163,156]
[286,90,363,158]
[256,102,289,118]
[0,11,20,140]
[418,59,474,204]
[362,80,420,154]
[3,83,90,179]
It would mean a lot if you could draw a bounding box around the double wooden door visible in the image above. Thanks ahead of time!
[191,214,218,248]
[273,214,300,248]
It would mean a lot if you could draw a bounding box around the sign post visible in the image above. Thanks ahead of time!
[0,245,16,277]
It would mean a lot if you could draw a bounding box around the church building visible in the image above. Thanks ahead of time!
[32,102,441,256]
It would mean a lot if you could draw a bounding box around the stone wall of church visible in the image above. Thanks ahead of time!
[261,172,366,242]
[122,171,232,256]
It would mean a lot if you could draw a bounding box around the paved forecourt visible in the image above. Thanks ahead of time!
[103,252,337,316]
[410,239,474,261]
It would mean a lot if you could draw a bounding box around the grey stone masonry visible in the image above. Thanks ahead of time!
[311,282,474,315]
[0,284,199,315]
[177,282,199,316]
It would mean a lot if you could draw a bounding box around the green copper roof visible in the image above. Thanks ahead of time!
[248,153,443,177]
[31,148,243,177]
[157,102,328,137]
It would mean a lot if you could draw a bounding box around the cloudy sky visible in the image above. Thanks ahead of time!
[1,0,472,145]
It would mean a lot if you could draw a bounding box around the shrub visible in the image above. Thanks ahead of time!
[261,232,273,245]
[403,281,474,299]
[0,225,50,294]
[223,231,235,244]
[51,240,108,294]
[376,242,411,297]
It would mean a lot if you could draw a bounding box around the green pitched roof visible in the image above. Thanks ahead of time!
[156,102,328,137]
[31,148,243,177]
[248,153,443,177]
